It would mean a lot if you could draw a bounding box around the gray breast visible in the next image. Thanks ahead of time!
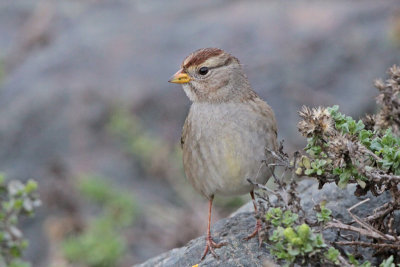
[182,102,276,198]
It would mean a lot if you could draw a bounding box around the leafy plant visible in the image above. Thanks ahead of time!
[287,66,400,265]
[63,219,125,267]
[328,105,365,135]
[347,254,372,267]
[298,104,400,188]
[0,175,40,267]
[303,158,330,176]
[315,202,332,223]
[264,207,338,266]
[62,175,136,267]
[325,247,340,264]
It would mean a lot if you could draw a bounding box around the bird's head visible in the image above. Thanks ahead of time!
[169,48,252,103]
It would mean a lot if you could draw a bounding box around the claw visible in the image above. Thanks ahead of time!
[244,219,263,246]
[201,235,227,260]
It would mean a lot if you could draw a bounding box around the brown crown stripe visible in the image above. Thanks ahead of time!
[182,48,224,69]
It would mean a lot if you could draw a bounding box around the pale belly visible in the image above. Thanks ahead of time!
[182,102,275,198]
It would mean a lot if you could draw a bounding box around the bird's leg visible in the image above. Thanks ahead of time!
[244,190,263,246]
[201,195,227,260]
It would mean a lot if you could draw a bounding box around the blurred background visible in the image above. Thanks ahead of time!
[1,0,400,266]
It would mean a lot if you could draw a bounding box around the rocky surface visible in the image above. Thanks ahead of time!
[0,0,399,265]
[135,212,274,267]
[136,180,392,266]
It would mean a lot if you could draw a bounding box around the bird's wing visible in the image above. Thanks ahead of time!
[181,116,190,149]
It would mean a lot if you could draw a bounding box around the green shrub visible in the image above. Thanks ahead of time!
[265,208,338,266]
[0,175,40,267]
[62,175,136,267]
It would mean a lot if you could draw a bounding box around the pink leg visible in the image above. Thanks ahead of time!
[244,190,263,246]
[201,195,227,260]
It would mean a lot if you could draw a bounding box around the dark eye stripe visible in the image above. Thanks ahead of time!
[182,56,235,73]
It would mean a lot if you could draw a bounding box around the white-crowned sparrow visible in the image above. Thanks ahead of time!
[169,48,278,260]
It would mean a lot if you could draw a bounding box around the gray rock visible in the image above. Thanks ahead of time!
[135,212,274,267]
[137,180,392,266]
[301,181,392,265]
[301,181,391,224]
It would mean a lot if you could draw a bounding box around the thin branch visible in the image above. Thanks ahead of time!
[348,198,370,212]
[361,203,394,223]
[369,172,400,182]
[248,179,277,195]
[326,220,397,242]
[346,199,388,241]
[335,240,400,250]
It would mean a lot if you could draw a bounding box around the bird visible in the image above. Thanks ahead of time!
[168,48,278,260]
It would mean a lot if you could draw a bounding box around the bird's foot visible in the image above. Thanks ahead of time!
[244,219,263,246]
[201,235,227,260]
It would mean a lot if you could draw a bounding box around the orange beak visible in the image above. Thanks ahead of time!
[168,69,190,84]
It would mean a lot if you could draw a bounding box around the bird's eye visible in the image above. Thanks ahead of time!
[198,67,209,75]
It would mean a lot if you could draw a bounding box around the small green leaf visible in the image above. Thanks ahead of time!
[24,180,38,194]
[297,224,310,241]
[379,255,395,267]
[356,179,367,189]
[283,227,297,242]
[304,169,314,175]
[287,245,300,256]
[325,247,339,263]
